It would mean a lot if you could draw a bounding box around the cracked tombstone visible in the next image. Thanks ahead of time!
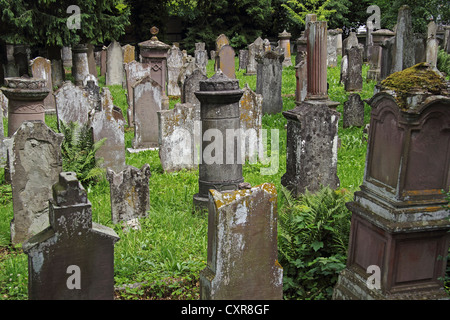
[157,102,197,172]
[23,172,120,300]
[89,88,126,173]
[200,183,283,300]
[54,81,91,130]
[106,164,151,225]
[5,121,63,245]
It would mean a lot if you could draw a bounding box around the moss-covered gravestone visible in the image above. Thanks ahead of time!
[23,172,119,300]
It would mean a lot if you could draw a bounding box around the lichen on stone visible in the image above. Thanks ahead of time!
[380,62,448,109]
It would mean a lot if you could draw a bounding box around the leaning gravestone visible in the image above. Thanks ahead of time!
[30,57,56,113]
[200,183,283,300]
[215,34,230,52]
[157,103,197,172]
[167,45,184,97]
[124,60,151,126]
[89,88,126,173]
[343,93,364,128]
[23,172,119,300]
[106,40,124,86]
[6,121,63,245]
[54,81,91,129]
[132,75,163,150]
[256,50,284,114]
[106,164,151,224]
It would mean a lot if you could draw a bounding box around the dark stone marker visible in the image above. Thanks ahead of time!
[193,71,244,210]
[23,172,120,300]
[200,183,283,300]
[343,93,364,128]
[333,65,450,300]
[281,102,340,197]
[256,50,284,114]
[344,44,363,92]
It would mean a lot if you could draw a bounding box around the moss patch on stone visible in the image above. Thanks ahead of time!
[380,62,448,109]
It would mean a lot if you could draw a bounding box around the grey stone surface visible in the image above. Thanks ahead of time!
[106,40,124,86]
[182,69,207,119]
[107,164,151,224]
[256,50,284,114]
[30,56,56,113]
[124,60,151,126]
[239,49,248,71]
[343,93,364,128]
[195,43,208,75]
[23,171,119,300]
[245,37,264,75]
[71,44,89,86]
[392,5,415,73]
[344,44,363,92]
[54,81,91,129]
[200,183,283,300]
[215,45,236,79]
[6,121,63,245]
[281,102,340,196]
[426,21,439,68]
[167,45,184,97]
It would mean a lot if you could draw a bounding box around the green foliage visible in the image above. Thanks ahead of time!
[58,121,106,188]
[278,186,352,300]
[437,49,450,79]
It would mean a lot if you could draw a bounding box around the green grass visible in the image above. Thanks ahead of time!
[0,53,377,300]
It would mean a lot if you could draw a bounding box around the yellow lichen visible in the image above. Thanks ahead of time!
[380,62,448,110]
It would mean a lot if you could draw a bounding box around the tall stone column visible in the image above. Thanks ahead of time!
[193,71,244,210]
[138,26,170,109]
[71,44,89,86]
[278,30,292,67]
[2,77,49,136]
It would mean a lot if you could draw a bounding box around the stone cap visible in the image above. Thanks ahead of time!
[4,77,46,89]
[199,70,240,92]
[52,172,88,207]
[278,30,291,39]
[138,26,171,50]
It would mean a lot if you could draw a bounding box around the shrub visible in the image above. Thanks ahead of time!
[437,49,450,79]
[278,186,352,300]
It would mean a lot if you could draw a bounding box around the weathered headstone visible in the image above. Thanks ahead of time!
[124,60,151,126]
[295,53,308,104]
[239,84,263,162]
[343,93,364,128]
[86,44,97,77]
[47,46,65,88]
[61,46,72,68]
[182,69,207,119]
[367,29,395,81]
[84,78,101,111]
[2,77,48,137]
[195,42,208,75]
[281,102,340,197]
[344,44,364,92]
[193,71,245,209]
[256,50,284,114]
[278,30,293,67]
[167,45,184,97]
[200,183,283,300]
[215,34,230,52]
[82,74,98,87]
[71,44,90,86]
[426,21,439,69]
[392,5,415,73]
[327,29,339,67]
[100,46,107,77]
[54,81,91,129]
[238,49,248,71]
[107,164,151,224]
[13,45,29,77]
[157,103,197,172]
[122,44,135,64]
[89,88,126,173]
[6,121,63,245]
[215,45,236,79]
[0,110,5,167]
[30,57,56,113]
[333,64,450,300]
[106,40,124,86]
[23,171,119,300]
[245,37,264,76]
[132,75,163,150]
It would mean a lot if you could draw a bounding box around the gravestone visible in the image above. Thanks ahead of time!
[239,49,248,71]
[340,54,348,85]
[333,64,450,300]
[426,21,439,69]
[71,44,89,86]
[122,44,135,64]
[344,44,363,92]
[195,42,208,75]
[182,69,207,119]
[343,32,359,54]
[2,77,48,137]
[392,5,415,73]
[343,93,364,128]
[100,46,107,77]
[245,37,264,76]
[124,60,151,126]
[47,46,65,88]
[380,36,396,80]
[239,84,263,162]
[30,57,56,113]
[157,103,197,172]
[86,44,97,77]
[54,81,91,129]
[215,45,236,79]
[0,111,5,167]
[256,50,283,115]
[281,102,340,197]
[82,74,98,87]
[278,30,292,67]
[6,121,63,245]
[61,46,72,68]
[193,71,245,210]
[295,53,308,104]
[327,29,339,67]
[368,29,395,81]
[132,75,163,150]
[106,40,124,86]
[414,34,427,65]
[84,78,101,111]
[210,50,216,62]
[167,45,184,97]
[215,34,230,52]
[107,164,151,224]
[200,183,283,300]
[23,172,119,300]
[13,45,29,77]
[177,55,197,101]
[89,88,126,173]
